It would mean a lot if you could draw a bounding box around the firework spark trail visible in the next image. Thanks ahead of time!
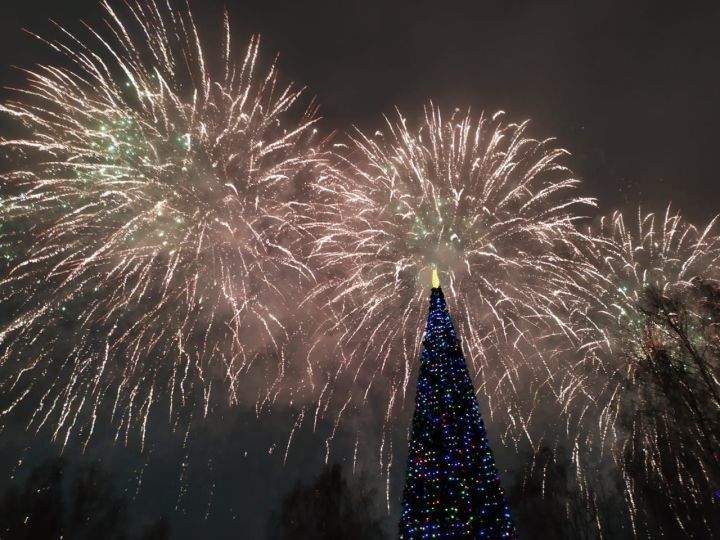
[306,105,596,453]
[0,0,324,449]
[554,207,720,535]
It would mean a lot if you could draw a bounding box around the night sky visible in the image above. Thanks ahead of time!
[1,1,720,538]
[3,0,720,222]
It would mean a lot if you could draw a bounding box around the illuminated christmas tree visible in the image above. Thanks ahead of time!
[399,269,517,539]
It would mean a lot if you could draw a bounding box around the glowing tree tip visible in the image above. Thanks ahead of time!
[431,268,440,289]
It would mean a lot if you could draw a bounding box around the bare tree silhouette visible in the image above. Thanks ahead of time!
[268,464,386,540]
[0,458,169,540]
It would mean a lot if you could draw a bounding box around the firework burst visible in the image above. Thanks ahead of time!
[308,105,595,452]
[557,207,720,536]
[0,0,324,449]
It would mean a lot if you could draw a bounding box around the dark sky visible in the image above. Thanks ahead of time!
[2,0,720,222]
[1,1,720,538]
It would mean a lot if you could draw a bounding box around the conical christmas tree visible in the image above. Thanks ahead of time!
[399,270,517,539]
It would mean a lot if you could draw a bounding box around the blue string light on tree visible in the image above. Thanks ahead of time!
[399,269,517,539]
